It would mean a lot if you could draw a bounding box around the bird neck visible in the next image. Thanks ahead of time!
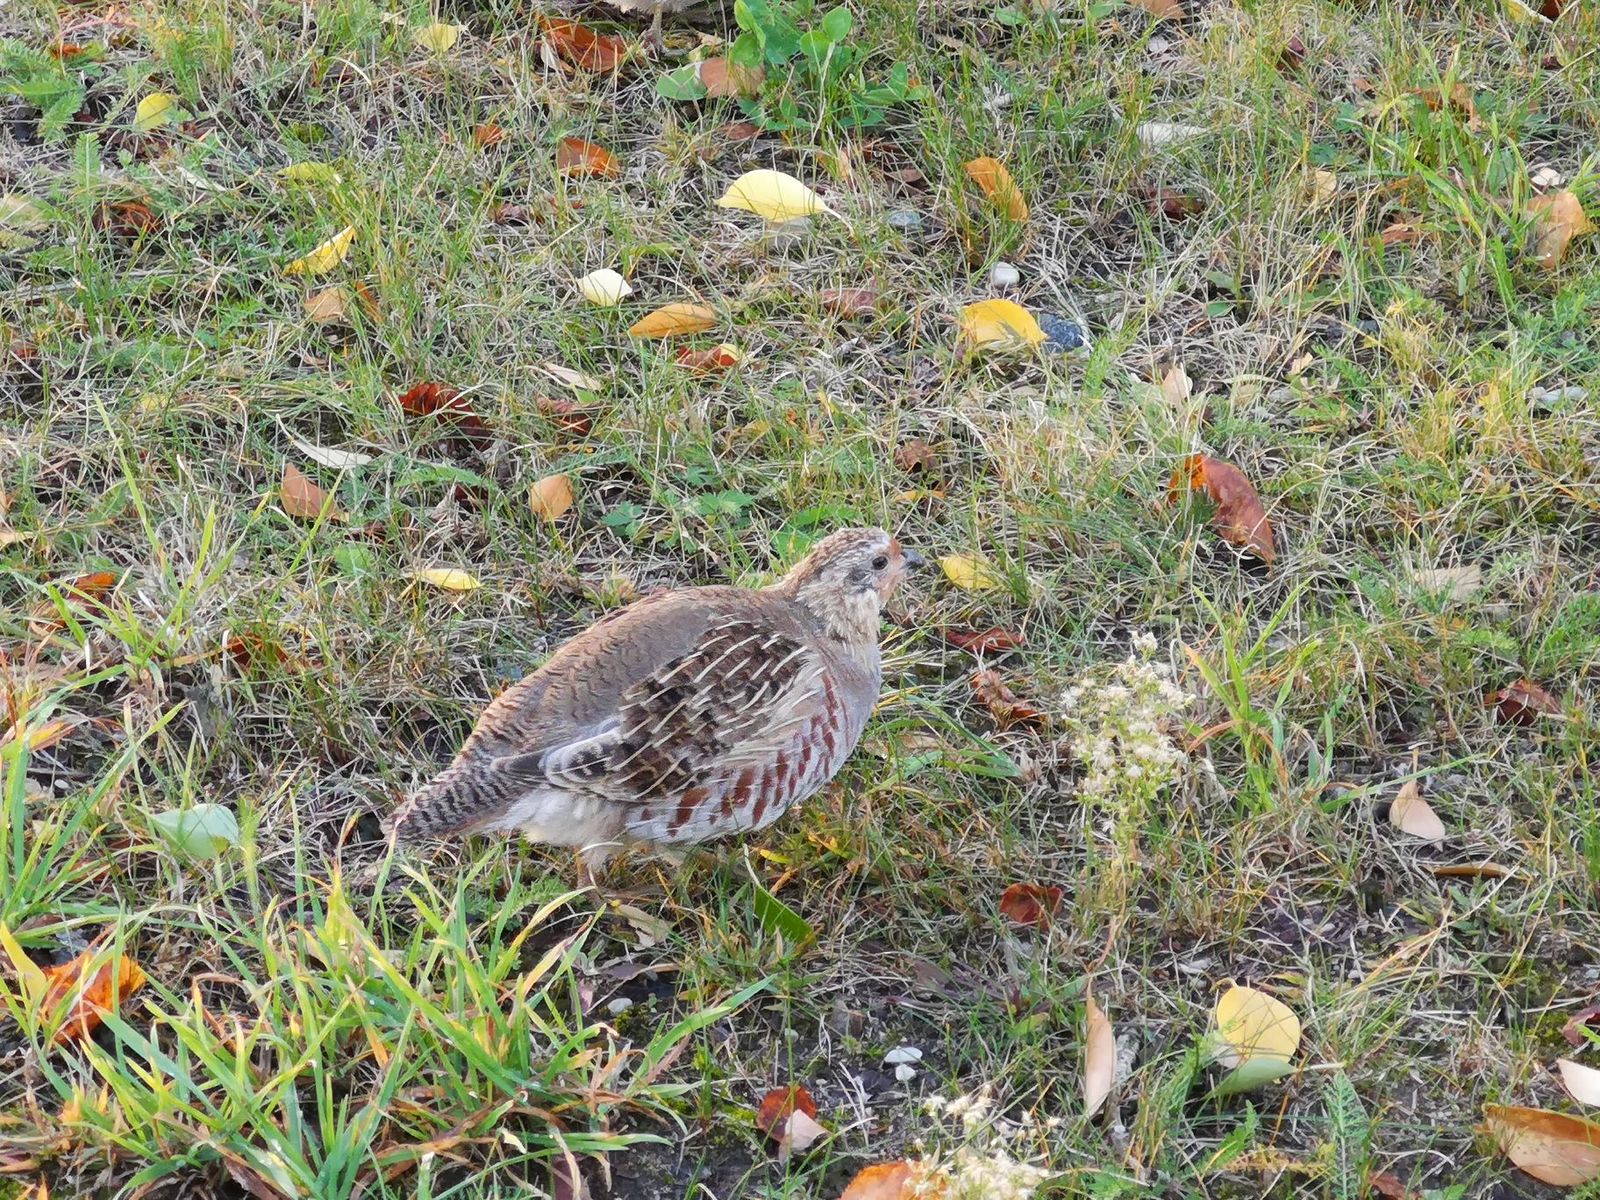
[776,578,882,649]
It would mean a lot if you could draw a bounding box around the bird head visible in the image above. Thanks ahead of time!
[777,527,923,644]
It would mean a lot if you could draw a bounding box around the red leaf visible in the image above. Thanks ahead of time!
[755,1085,817,1140]
[1488,679,1561,726]
[1146,188,1204,220]
[893,439,936,473]
[970,670,1047,730]
[397,382,492,444]
[1277,34,1307,72]
[538,16,629,72]
[1564,1003,1600,1047]
[556,137,620,179]
[94,200,160,236]
[472,122,506,149]
[537,395,594,436]
[41,952,148,1046]
[674,344,742,373]
[998,883,1062,929]
[944,627,1024,654]
[1168,454,1275,564]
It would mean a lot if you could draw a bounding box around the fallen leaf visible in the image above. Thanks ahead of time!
[1136,121,1207,148]
[1309,168,1340,206]
[963,156,1028,221]
[94,200,160,237]
[998,882,1063,929]
[958,298,1047,349]
[29,570,120,635]
[938,553,1002,591]
[838,1163,914,1200]
[150,804,240,860]
[284,225,356,277]
[536,396,594,436]
[1412,564,1482,602]
[1430,862,1514,879]
[1530,190,1594,270]
[286,432,376,470]
[414,22,462,53]
[784,1110,826,1155]
[1484,1104,1600,1186]
[943,627,1024,654]
[132,92,177,133]
[304,287,347,324]
[1388,779,1445,843]
[715,169,836,222]
[1159,363,1193,405]
[538,16,630,71]
[1489,679,1561,726]
[721,120,763,143]
[1564,1003,1600,1047]
[556,137,620,179]
[628,303,718,338]
[41,952,147,1046]
[528,474,575,522]
[280,464,346,522]
[1083,991,1115,1116]
[1147,188,1204,220]
[1380,223,1424,248]
[820,287,882,316]
[1559,1059,1600,1107]
[473,122,505,149]
[1168,454,1275,564]
[541,362,607,392]
[397,382,492,443]
[578,268,633,306]
[1277,34,1308,71]
[755,1085,818,1140]
[412,568,481,592]
[1213,984,1300,1069]
[280,161,342,185]
[675,343,742,373]
[894,439,937,473]
[971,670,1046,730]
[700,57,764,99]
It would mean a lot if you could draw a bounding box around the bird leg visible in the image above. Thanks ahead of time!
[578,840,621,887]
[642,3,665,55]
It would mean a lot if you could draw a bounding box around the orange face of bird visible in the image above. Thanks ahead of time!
[877,536,924,601]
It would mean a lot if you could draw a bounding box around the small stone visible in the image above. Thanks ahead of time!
[606,997,634,1016]
[894,1063,917,1082]
[1147,34,1173,53]
[1531,165,1565,190]
[883,1045,923,1065]
[989,261,1020,288]
[886,209,923,233]
[1037,312,1091,354]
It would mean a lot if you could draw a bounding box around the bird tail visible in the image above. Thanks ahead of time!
[389,755,505,844]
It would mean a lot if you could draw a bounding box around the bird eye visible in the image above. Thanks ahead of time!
[870,554,889,571]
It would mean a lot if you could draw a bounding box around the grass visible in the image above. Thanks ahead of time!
[2,0,1599,1195]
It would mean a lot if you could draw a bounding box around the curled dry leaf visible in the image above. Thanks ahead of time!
[893,439,936,473]
[284,225,356,277]
[537,395,595,436]
[699,57,764,99]
[29,570,119,635]
[998,882,1063,929]
[1366,1172,1415,1200]
[1529,190,1594,270]
[838,1162,914,1200]
[755,1085,817,1140]
[1277,33,1308,71]
[1389,779,1445,843]
[1213,984,1300,1069]
[1564,1003,1600,1047]
[820,287,882,317]
[970,670,1046,730]
[1168,454,1275,564]
[1559,1059,1600,1107]
[537,16,629,71]
[397,382,492,443]
[1137,121,1207,148]
[41,952,148,1046]
[473,122,506,149]
[1484,1104,1600,1186]
[94,200,160,237]
[1148,188,1204,220]
[628,303,718,338]
[963,156,1028,221]
[528,474,575,522]
[958,298,1046,349]
[1083,991,1115,1117]
[1159,363,1193,406]
[944,627,1024,654]
[675,344,742,373]
[280,464,346,522]
[715,169,835,222]
[556,137,620,179]
[1430,861,1514,879]
[1489,678,1561,726]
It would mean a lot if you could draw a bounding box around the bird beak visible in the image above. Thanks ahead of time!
[901,547,925,570]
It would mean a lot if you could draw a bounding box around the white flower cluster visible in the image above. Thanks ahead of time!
[911,1091,1055,1200]
[1059,632,1191,805]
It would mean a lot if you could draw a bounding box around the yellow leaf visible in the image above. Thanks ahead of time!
[578,268,633,306]
[284,225,356,277]
[1530,189,1594,270]
[1485,1105,1600,1186]
[2,718,75,753]
[415,21,463,52]
[1214,984,1300,1069]
[412,568,481,592]
[1389,779,1445,843]
[963,156,1028,221]
[958,298,1046,350]
[528,474,575,522]
[280,161,343,186]
[304,287,347,324]
[1083,991,1115,1117]
[133,92,177,133]
[628,302,718,338]
[0,921,48,1007]
[715,169,836,222]
[938,553,1002,591]
[1308,168,1340,206]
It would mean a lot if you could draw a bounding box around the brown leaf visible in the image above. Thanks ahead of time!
[1564,1002,1600,1047]
[963,156,1028,221]
[28,570,120,635]
[1128,0,1184,18]
[1168,454,1276,564]
[1277,34,1307,72]
[1529,190,1594,270]
[970,670,1046,730]
[755,1085,817,1140]
[998,882,1062,929]
[721,120,763,143]
[1367,1171,1415,1199]
[838,1162,915,1200]
[893,439,937,473]
[1147,188,1204,220]
[94,200,159,237]
[538,16,630,71]
[1430,861,1514,879]
[628,303,718,338]
[699,57,764,99]
[1379,223,1425,248]
[820,287,882,317]
[885,166,927,186]
[1388,779,1445,843]
[536,395,594,436]
[353,280,382,321]
[944,627,1024,654]
[489,201,531,225]
[675,343,742,373]
[280,464,346,522]
[1484,1104,1600,1186]
[304,287,347,325]
[472,122,505,149]
[528,474,575,522]
[556,137,620,179]
[1488,678,1561,726]
[397,382,493,444]
[41,952,147,1046]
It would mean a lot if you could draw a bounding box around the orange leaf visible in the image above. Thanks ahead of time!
[1168,454,1275,563]
[473,122,506,149]
[1488,678,1561,725]
[998,882,1062,929]
[628,303,718,338]
[675,343,742,373]
[700,57,764,99]
[528,474,575,522]
[28,570,120,635]
[1484,1104,1600,1186]
[538,16,629,71]
[755,1085,817,1140]
[41,952,148,1047]
[1529,190,1594,270]
[1129,0,1184,16]
[970,670,1046,730]
[280,464,346,522]
[963,156,1028,221]
[838,1162,915,1200]
[94,200,160,237]
[556,137,620,179]
[943,627,1024,654]
[397,382,493,444]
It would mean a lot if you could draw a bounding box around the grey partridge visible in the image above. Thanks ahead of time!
[391,528,921,871]
[598,0,702,50]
